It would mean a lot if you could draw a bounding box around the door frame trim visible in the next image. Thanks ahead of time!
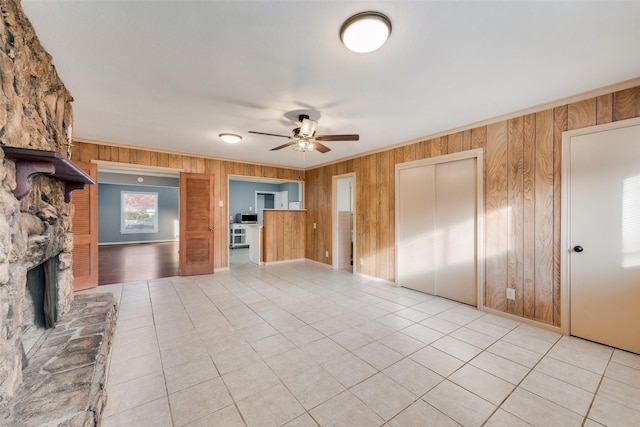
[394,148,484,308]
[560,117,640,335]
[332,172,356,271]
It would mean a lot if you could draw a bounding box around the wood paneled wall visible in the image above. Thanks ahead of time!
[305,85,640,327]
[72,143,304,270]
[263,210,306,263]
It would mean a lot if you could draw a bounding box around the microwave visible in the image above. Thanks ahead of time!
[235,213,258,224]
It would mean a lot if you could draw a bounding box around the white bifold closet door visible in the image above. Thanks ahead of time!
[397,156,477,306]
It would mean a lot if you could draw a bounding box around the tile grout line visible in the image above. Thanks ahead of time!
[475,331,564,426]
[196,276,251,427]
[581,347,615,426]
[148,279,178,427]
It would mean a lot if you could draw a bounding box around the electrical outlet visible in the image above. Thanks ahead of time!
[359,258,364,266]
[506,288,516,300]
[218,200,224,207]
[313,223,317,229]
[325,251,329,258]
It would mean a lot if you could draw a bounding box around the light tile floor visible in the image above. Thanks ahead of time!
[86,256,640,426]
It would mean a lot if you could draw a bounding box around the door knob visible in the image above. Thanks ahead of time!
[573,245,584,253]
[209,228,214,232]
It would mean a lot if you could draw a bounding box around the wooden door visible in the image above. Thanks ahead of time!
[180,172,214,276]
[71,162,98,290]
[568,122,640,354]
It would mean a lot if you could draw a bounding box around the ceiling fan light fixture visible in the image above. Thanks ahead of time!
[293,139,314,152]
[340,11,392,53]
[219,133,242,144]
[300,118,318,137]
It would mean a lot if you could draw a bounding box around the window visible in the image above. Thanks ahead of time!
[121,191,158,233]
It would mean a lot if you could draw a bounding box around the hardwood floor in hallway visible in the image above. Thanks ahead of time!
[98,241,179,285]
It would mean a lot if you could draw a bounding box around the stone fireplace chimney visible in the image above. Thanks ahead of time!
[0,1,79,406]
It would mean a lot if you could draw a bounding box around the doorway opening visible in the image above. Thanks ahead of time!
[97,164,181,284]
[332,173,355,272]
[256,191,276,224]
[228,175,303,269]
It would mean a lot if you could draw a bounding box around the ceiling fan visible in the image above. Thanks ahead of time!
[249,114,359,153]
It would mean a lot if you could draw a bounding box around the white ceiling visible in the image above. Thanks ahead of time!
[22,1,640,169]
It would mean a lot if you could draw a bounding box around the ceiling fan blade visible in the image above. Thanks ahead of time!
[270,141,297,151]
[249,130,291,138]
[313,142,331,153]
[315,134,360,141]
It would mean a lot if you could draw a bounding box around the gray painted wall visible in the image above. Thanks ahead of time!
[281,182,300,203]
[98,183,179,244]
[229,181,301,221]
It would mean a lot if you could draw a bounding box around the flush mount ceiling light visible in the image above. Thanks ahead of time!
[340,11,392,53]
[219,133,242,144]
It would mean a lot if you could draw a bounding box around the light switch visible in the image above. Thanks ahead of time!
[219,200,224,207]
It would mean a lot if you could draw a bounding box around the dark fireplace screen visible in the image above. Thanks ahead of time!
[25,257,58,329]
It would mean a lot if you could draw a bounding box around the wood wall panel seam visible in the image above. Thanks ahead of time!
[533,110,555,324]
[613,87,640,121]
[568,98,596,131]
[552,105,568,326]
[507,116,525,316]
[485,122,509,312]
[596,94,613,125]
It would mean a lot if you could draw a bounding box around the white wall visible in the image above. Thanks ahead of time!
[337,177,353,212]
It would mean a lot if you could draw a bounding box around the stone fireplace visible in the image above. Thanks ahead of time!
[0,4,116,424]
[0,0,79,406]
[0,148,78,406]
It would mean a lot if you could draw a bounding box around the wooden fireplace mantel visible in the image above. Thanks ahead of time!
[2,146,95,202]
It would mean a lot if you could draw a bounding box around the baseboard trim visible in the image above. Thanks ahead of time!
[353,271,397,286]
[481,307,562,334]
[263,258,306,266]
[99,240,178,246]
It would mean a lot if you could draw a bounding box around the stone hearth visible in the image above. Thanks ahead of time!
[0,293,117,425]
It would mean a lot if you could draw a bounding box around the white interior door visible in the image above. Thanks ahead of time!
[397,152,479,306]
[568,121,640,354]
[435,158,477,305]
[397,162,437,295]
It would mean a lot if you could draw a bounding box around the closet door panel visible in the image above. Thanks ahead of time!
[434,158,477,305]
[397,165,436,294]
